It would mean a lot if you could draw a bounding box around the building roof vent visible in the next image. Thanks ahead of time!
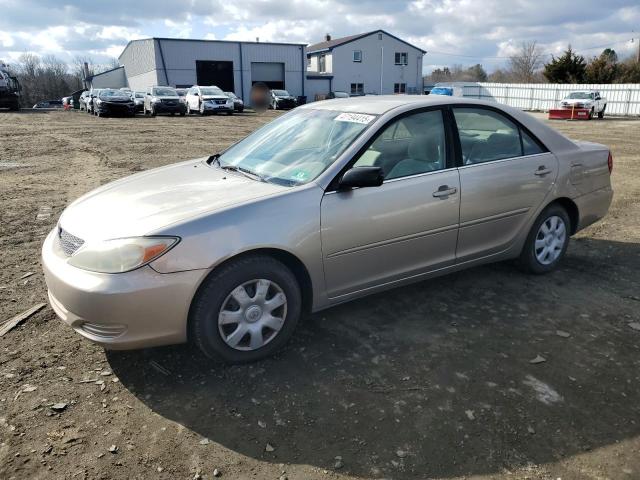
[325,34,331,42]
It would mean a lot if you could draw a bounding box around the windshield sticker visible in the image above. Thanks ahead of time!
[335,113,376,125]
[290,170,309,181]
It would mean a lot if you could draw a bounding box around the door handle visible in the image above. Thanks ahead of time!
[534,166,552,176]
[432,185,457,198]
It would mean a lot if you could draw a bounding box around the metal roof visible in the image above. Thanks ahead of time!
[307,30,427,55]
[118,37,307,60]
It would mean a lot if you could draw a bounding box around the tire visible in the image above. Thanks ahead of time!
[199,102,206,116]
[588,108,594,120]
[598,105,605,119]
[517,204,570,274]
[191,255,302,363]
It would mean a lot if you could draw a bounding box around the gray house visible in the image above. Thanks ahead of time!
[88,37,307,103]
[306,30,426,100]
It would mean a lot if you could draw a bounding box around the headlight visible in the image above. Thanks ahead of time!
[68,236,179,273]
[152,97,161,103]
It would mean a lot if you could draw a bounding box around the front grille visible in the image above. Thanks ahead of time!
[58,227,84,256]
[215,99,227,105]
[161,99,177,105]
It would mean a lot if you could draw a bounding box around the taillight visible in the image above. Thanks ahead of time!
[607,151,613,174]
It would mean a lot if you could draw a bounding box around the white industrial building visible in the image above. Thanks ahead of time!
[87,37,307,103]
[87,30,426,104]
[306,30,425,100]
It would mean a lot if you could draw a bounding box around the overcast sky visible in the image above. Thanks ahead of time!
[0,0,638,73]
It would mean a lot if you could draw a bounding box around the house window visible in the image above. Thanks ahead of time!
[319,54,326,73]
[350,83,364,95]
[353,50,362,62]
[394,83,406,94]
[395,52,408,65]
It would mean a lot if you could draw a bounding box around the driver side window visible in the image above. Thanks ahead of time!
[353,110,447,180]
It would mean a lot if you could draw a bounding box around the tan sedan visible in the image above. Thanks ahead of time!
[43,96,613,362]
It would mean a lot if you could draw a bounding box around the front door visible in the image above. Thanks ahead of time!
[321,108,460,298]
[452,106,559,261]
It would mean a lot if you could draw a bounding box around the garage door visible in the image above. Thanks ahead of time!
[196,61,234,92]
[251,62,284,89]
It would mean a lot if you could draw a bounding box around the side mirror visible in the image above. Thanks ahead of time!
[339,166,384,190]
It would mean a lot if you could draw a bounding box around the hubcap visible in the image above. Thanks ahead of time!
[218,279,287,351]
[534,215,566,265]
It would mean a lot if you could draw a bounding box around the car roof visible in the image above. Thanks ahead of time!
[299,95,501,115]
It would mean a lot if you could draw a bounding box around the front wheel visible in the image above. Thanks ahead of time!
[191,255,302,363]
[598,105,606,119]
[517,204,570,274]
[199,102,206,116]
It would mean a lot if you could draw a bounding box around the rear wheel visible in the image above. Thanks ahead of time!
[191,255,301,363]
[517,204,570,274]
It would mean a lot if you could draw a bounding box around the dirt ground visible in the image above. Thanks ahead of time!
[0,108,639,480]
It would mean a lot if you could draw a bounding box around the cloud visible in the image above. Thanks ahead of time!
[0,0,637,71]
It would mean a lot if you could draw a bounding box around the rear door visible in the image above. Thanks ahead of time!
[452,106,558,261]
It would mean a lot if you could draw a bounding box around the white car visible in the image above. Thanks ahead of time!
[560,91,607,119]
[185,85,234,115]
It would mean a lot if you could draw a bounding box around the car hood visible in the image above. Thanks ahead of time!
[202,95,229,101]
[562,98,593,105]
[59,158,287,241]
[99,96,131,102]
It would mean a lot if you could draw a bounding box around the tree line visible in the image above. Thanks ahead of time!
[4,53,119,107]
[425,41,640,84]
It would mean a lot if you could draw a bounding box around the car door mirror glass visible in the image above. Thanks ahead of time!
[339,167,384,190]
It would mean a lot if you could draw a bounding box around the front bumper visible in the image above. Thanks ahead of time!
[96,102,135,115]
[42,229,207,350]
[203,101,234,112]
[153,102,187,114]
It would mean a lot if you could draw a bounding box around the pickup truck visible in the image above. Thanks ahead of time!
[560,90,607,119]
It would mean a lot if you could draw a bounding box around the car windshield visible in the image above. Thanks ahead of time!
[216,109,376,186]
[153,87,177,96]
[273,90,290,97]
[566,92,592,99]
[200,87,223,95]
[100,89,125,97]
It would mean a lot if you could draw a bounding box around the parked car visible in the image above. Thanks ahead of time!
[224,92,244,112]
[32,99,63,109]
[326,91,349,99]
[78,91,91,112]
[131,91,145,113]
[185,85,234,115]
[91,88,135,117]
[269,89,297,110]
[560,91,606,119]
[42,96,613,363]
[143,86,186,116]
[430,87,453,96]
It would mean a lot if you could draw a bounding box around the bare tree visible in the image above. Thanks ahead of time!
[509,41,544,82]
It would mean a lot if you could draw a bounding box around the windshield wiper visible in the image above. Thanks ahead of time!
[219,164,267,183]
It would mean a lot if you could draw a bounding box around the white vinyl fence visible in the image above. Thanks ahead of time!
[460,83,640,116]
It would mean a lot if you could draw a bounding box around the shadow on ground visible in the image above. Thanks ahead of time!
[107,238,640,478]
